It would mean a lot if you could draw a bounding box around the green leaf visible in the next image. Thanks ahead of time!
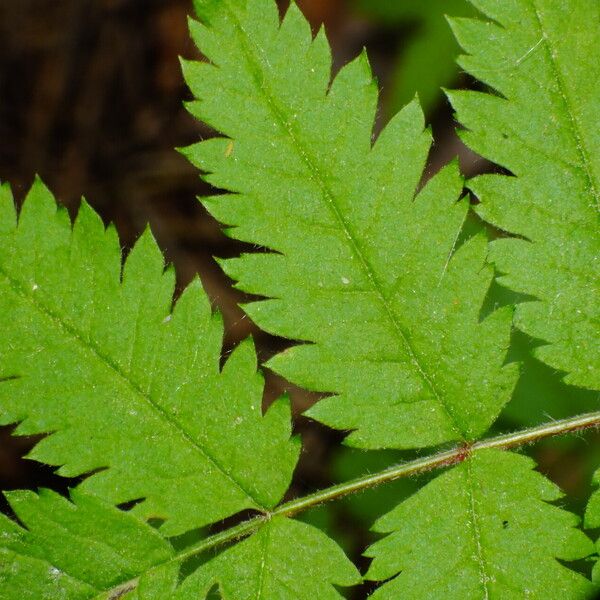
[0,179,299,537]
[172,517,361,599]
[0,489,174,599]
[585,470,600,584]
[0,490,359,600]
[0,182,359,599]
[355,0,475,115]
[502,330,599,429]
[366,449,595,599]
[183,0,518,450]
[114,518,361,599]
[447,0,600,390]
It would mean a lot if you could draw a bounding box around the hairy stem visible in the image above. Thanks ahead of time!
[276,409,600,517]
[102,409,600,598]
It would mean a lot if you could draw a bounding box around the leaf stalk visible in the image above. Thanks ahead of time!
[102,409,600,598]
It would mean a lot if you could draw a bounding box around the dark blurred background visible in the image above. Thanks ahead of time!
[1,0,598,594]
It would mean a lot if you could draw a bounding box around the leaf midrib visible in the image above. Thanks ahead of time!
[222,0,466,440]
[465,458,490,600]
[0,264,265,510]
[254,522,271,600]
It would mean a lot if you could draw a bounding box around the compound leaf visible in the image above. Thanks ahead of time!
[0,182,358,599]
[0,490,359,600]
[183,0,518,450]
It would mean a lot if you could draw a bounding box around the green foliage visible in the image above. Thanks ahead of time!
[447,0,600,390]
[174,517,360,599]
[585,474,600,584]
[0,0,598,598]
[503,331,599,428]
[0,488,359,599]
[332,447,423,531]
[0,489,173,599]
[0,180,299,537]
[355,0,475,115]
[448,4,600,579]
[183,0,518,450]
[366,449,594,599]
[0,182,358,599]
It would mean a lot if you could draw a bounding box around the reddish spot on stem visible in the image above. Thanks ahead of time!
[455,442,473,464]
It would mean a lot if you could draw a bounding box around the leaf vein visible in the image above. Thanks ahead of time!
[223,0,466,439]
[465,458,490,599]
